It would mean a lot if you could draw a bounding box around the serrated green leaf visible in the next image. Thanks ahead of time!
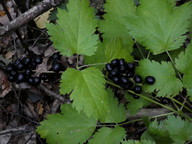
[60,67,108,120]
[89,126,126,144]
[36,104,96,144]
[99,0,135,50]
[136,59,183,97]
[125,94,151,114]
[105,38,134,62]
[175,43,192,100]
[143,120,173,144]
[121,140,156,144]
[125,0,192,54]
[165,116,192,143]
[47,0,98,57]
[104,88,126,123]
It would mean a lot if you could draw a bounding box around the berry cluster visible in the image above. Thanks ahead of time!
[6,53,65,85]
[105,59,155,98]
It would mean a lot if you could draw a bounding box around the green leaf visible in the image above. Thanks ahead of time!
[99,0,135,50]
[175,43,192,100]
[36,104,96,144]
[165,116,192,143]
[105,38,134,62]
[121,140,156,144]
[104,88,126,123]
[143,120,173,144]
[125,94,151,114]
[47,0,98,57]
[89,126,126,144]
[60,67,108,120]
[125,0,192,54]
[136,59,183,97]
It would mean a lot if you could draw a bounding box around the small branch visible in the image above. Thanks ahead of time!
[0,0,63,36]
[39,84,66,102]
[0,126,28,136]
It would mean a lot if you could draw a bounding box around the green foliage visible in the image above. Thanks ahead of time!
[121,140,156,144]
[175,43,192,100]
[60,67,109,121]
[136,59,183,97]
[47,0,98,57]
[125,94,151,114]
[36,104,96,144]
[104,89,126,123]
[142,115,192,144]
[99,0,135,50]
[89,126,126,144]
[125,0,192,55]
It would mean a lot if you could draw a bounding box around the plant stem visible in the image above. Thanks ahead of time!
[78,63,106,69]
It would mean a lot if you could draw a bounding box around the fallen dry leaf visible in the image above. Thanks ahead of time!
[0,70,11,98]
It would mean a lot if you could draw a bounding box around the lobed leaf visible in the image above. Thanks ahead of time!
[136,59,183,97]
[125,0,192,54]
[47,0,98,57]
[60,67,109,121]
[89,126,126,144]
[36,104,96,144]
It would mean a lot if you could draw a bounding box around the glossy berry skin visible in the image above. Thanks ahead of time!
[120,76,129,84]
[119,59,126,66]
[33,77,41,85]
[28,77,34,85]
[126,71,134,78]
[112,77,120,84]
[145,76,155,84]
[6,64,15,73]
[51,62,62,72]
[111,59,120,67]
[25,69,32,76]
[10,70,17,76]
[127,62,135,71]
[119,65,127,73]
[105,63,113,72]
[22,57,32,65]
[110,69,119,76]
[34,56,43,64]
[133,85,142,94]
[16,63,25,70]
[15,73,25,84]
[51,53,61,61]
[133,75,143,83]
[7,75,15,82]
[14,59,21,66]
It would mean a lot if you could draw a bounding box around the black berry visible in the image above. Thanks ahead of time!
[15,73,25,84]
[16,62,25,70]
[40,73,49,80]
[51,53,61,61]
[33,77,41,85]
[14,59,21,66]
[7,75,15,82]
[111,59,120,67]
[25,69,32,76]
[51,62,62,72]
[133,94,140,99]
[119,59,126,66]
[119,65,127,73]
[145,76,155,84]
[133,75,143,83]
[120,76,129,84]
[127,62,135,71]
[34,56,43,64]
[126,71,134,78]
[105,63,113,72]
[110,69,119,76]
[10,70,17,76]
[28,77,34,85]
[112,76,120,84]
[6,64,15,73]
[22,57,32,66]
[133,85,142,94]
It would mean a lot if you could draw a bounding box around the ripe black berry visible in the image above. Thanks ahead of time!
[133,94,140,99]
[120,76,129,84]
[16,62,25,70]
[51,53,61,61]
[119,59,126,66]
[25,69,32,76]
[119,65,127,73]
[121,81,133,90]
[133,85,142,94]
[10,70,17,76]
[15,73,25,84]
[34,56,43,64]
[105,63,113,72]
[14,59,21,66]
[7,75,15,82]
[127,62,135,71]
[133,75,143,83]
[51,62,62,72]
[6,64,15,73]
[111,59,120,67]
[22,57,32,66]
[28,77,34,85]
[110,69,119,76]
[145,76,155,84]
[33,77,41,85]
[126,71,134,78]
[112,77,120,84]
